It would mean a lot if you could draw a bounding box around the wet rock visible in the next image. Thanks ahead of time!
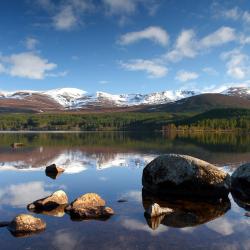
[66,193,114,220]
[29,204,67,218]
[27,190,68,211]
[231,163,250,200]
[8,214,46,237]
[145,203,173,218]
[117,199,128,203]
[45,164,64,175]
[142,154,230,198]
[46,171,64,180]
[142,189,230,229]
[69,206,114,220]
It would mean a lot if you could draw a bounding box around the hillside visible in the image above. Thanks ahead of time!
[142,94,250,113]
[165,108,250,131]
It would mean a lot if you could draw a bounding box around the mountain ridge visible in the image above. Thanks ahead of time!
[0,86,249,113]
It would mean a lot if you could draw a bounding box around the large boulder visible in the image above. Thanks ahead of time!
[27,190,68,211]
[8,214,46,237]
[65,193,114,220]
[142,154,230,198]
[231,163,250,200]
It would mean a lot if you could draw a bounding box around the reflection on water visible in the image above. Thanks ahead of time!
[142,189,231,229]
[0,132,249,249]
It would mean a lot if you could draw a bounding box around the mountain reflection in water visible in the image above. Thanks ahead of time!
[0,132,249,250]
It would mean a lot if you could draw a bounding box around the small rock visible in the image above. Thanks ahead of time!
[45,164,64,174]
[69,206,114,220]
[66,193,105,211]
[66,193,114,220]
[145,203,173,217]
[8,214,46,237]
[28,190,68,211]
[117,199,128,203]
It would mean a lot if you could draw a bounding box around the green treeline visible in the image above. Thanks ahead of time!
[0,112,173,131]
[163,108,250,132]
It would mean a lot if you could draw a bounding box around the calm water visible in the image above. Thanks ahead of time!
[0,132,249,250]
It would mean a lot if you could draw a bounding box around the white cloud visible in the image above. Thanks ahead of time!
[102,0,160,25]
[52,230,79,250]
[37,0,93,30]
[53,6,77,30]
[175,70,199,82]
[221,49,249,79]
[103,0,136,15]
[0,63,6,73]
[214,5,250,25]
[165,29,197,62]
[218,7,241,20]
[1,52,57,79]
[120,59,168,78]
[121,190,141,202]
[119,26,169,47]
[99,80,109,84]
[200,27,236,48]
[165,26,236,63]
[0,182,51,208]
[242,11,250,23]
[121,218,168,235]
[25,37,39,50]
[202,67,218,76]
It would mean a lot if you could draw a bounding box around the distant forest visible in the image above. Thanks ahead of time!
[163,108,250,132]
[0,108,249,131]
[0,112,173,131]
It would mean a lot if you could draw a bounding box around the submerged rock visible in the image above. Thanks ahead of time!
[66,193,114,220]
[27,190,68,211]
[142,189,230,229]
[45,164,65,175]
[8,214,46,237]
[231,163,250,200]
[142,154,230,198]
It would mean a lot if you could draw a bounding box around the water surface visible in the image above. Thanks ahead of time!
[0,132,249,250]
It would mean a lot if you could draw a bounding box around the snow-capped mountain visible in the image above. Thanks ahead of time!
[0,86,249,111]
[0,88,197,109]
[221,87,250,99]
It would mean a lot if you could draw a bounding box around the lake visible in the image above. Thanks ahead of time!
[0,132,249,250]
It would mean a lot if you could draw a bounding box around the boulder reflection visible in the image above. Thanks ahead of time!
[142,189,231,229]
[28,204,67,217]
[231,191,250,211]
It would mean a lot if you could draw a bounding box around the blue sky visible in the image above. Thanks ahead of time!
[0,0,250,94]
